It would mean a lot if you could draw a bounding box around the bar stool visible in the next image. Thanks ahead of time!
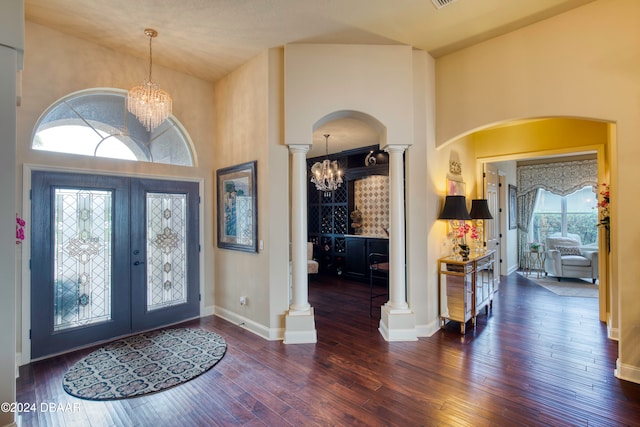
[369,252,389,317]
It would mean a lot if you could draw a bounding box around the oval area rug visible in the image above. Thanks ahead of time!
[63,328,227,400]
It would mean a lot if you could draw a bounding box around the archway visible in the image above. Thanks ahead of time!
[460,117,611,325]
[285,110,416,343]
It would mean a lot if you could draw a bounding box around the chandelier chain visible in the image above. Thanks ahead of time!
[148,31,153,82]
[127,28,172,132]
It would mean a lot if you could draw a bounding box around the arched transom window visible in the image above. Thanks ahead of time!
[32,89,194,166]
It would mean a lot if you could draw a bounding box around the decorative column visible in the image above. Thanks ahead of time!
[284,144,317,344]
[379,144,416,341]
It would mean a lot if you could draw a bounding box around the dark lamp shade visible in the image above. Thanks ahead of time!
[438,195,471,220]
[469,199,493,219]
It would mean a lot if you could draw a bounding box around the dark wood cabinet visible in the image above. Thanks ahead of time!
[345,237,367,279]
[344,236,389,281]
[307,145,389,276]
[308,179,348,275]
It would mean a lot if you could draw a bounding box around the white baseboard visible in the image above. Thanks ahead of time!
[614,358,640,385]
[415,320,440,337]
[213,305,283,341]
[201,305,215,317]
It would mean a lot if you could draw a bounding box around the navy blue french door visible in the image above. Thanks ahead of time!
[30,171,199,359]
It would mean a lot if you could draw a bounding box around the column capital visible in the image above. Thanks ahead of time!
[288,144,310,154]
[383,144,409,154]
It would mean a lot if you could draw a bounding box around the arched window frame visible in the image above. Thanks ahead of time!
[31,88,196,167]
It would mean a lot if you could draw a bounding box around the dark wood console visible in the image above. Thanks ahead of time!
[344,236,389,281]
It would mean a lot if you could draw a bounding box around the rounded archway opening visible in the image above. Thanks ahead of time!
[309,110,387,158]
[452,115,611,323]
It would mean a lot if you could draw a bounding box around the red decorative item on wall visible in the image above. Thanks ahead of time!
[16,213,25,244]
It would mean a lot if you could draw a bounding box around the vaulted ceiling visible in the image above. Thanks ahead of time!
[24,0,595,154]
[25,0,595,83]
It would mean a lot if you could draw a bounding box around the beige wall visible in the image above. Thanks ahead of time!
[436,0,638,382]
[17,22,216,361]
[284,44,414,146]
[432,135,479,253]
[213,49,290,338]
[412,50,438,333]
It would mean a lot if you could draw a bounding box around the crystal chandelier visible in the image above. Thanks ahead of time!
[311,134,343,192]
[127,29,172,131]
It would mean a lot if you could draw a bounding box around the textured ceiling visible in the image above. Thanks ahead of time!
[25,0,595,83]
[24,0,595,155]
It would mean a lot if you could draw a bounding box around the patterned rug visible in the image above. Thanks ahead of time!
[63,328,227,400]
[519,272,598,298]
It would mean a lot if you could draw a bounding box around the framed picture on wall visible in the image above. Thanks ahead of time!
[508,184,517,230]
[446,178,466,196]
[216,160,258,252]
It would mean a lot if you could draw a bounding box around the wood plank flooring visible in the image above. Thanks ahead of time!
[16,272,640,426]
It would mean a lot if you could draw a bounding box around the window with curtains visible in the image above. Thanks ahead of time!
[529,186,598,246]
[516,158,598,266]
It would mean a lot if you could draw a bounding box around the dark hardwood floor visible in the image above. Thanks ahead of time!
[16,272,640,426]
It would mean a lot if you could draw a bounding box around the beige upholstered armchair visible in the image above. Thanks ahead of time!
[544,234,598,283]
[307,242,319,275]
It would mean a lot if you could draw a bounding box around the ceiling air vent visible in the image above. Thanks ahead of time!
[431,0,458,9]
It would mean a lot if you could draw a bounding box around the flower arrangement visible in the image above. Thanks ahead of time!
[16,213,26,244]
[454,222,472,246]
[597,182,610,230]
[453,222,478,260]
[469,225,479,242]
[529,242,541,252]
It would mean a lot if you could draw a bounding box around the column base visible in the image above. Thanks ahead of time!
[378,304,417,342]
[284,307,317,344]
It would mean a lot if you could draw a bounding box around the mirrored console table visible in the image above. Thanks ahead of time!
[438,250,496,334]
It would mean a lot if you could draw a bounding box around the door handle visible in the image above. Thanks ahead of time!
[133,261,145,266]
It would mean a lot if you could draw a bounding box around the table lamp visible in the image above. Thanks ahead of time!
[469,199,493,253]
[438,195,471,259]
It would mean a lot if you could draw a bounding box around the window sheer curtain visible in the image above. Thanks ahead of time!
[516,159,598,268]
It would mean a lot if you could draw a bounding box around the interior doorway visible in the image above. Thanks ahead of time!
[480,148,607,324]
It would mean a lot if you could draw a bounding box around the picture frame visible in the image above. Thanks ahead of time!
[508,184,517,230]
[446,178,466,196]
[216,161,258,252]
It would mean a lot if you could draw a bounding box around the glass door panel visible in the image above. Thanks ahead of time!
[53,189,112,331]
[146,192,188,311]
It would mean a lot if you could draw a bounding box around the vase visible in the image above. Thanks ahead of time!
[458,244,470,261]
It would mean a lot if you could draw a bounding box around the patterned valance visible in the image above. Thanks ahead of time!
[517,159,598,196]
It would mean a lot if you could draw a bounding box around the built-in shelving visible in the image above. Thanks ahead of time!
[307,145,389,276]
